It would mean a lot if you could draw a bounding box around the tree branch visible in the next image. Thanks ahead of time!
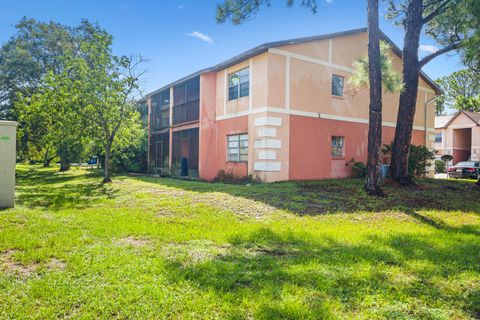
[419,42,460,67]
[422,0,451,24]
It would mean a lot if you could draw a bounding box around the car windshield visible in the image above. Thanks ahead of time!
[456,162,476,167]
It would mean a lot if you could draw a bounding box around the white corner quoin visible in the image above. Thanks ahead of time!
[0,121,17,209]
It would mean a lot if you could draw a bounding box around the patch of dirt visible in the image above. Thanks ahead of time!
[350,211,416,223]
[162,240,230,265]
[46,258,66,270]
[162,240,301,266]
[1,250,38,277]
[149,188,277,218]
[117,236,151,248]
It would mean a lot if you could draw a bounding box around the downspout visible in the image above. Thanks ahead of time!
[424,95,440,177]
[425,95,440,146]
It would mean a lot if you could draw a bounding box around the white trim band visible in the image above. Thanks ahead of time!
[216,106,433,131]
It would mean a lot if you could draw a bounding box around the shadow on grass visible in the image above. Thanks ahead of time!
[16,166,118,210]
[134,175,480,217]
[163,228,480,318]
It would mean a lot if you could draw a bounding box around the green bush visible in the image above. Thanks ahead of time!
[214,170,260,184]
[91,130,148,174]
[382,143,435,178]
[350,160,367,178]
[435,160,446,173]
[111,130,148,173]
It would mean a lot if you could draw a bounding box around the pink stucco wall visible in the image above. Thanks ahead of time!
[199,72,249,181]
[289,115,426,180]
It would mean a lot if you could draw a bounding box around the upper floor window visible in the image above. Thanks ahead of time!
[227,134,248,162]
[331,136,344,157]
[228,68,249,101]
[332,74,344,97]
[435,133,442,143]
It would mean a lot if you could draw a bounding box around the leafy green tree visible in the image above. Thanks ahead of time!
[435,69,480,113]
[16,70,87,170]
[11,19,143,178]
[68,23,144,183]
[15,91,57,165]
[0,18,105,167]
[386,0,480,184]
[0,17,76,121]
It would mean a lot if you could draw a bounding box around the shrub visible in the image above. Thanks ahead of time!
[382,143,435,178]
[214,170,260,184]
[111,130,148,173]
[349,160,367,178]
[91,130,148,174]
[435,160,446,173]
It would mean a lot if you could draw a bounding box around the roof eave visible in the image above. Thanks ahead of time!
[143,27,442,99]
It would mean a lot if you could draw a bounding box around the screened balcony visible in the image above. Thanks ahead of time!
[172,77,200,126]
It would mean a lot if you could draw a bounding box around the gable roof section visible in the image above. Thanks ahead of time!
[441,110,480,128]
[435,114,454,128]
[144,28,442,99]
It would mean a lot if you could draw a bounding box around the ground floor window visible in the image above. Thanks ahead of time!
[331,136,344,157]
[435,133,442,143]
[227,134,248,162]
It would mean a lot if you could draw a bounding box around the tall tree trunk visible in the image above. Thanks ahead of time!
[390,0,423,184]
[103,142,112,183]
[59,156,70,172]
[43,149,53,167]
[365,0,383,195]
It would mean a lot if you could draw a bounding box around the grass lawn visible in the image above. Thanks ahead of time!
[1,164,479,319]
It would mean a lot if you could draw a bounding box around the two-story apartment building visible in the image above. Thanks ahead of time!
[143,28,440,182]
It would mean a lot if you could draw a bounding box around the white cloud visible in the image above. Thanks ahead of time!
[419,44,439,54]
[187,31,213,45]
[325,0,333,3]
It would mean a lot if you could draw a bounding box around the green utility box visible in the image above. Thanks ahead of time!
[0,121,17,208]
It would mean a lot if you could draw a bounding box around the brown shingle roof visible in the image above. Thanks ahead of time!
[440,110,480,128]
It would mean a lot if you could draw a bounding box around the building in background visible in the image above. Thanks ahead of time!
[143,28,439,182]
[435,110,480,164]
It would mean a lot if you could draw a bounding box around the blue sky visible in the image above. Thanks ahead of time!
[0,0,464,94]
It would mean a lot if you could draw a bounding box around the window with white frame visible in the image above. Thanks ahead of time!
[435,133,442,143]
[331,136,344,157]
[228,68,249,100]
[331,74,344,97]
[227,134,248,162]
